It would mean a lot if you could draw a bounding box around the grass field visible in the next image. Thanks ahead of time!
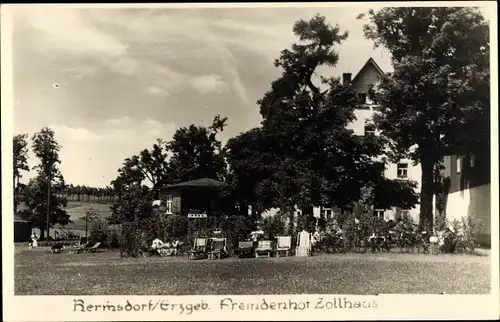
[30,201,113,238]
[15,246,490,295]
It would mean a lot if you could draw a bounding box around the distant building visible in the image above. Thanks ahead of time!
[315,58,422,223]
[438,152,491,246]
[14,215,32,243]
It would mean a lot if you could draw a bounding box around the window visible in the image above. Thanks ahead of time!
[470,154,475,168]
[166,195,173,214]
[374,209,385,220]
[358,92,367,104]
[456,157,461,174]
[364,124,376,136]
[397,163,408,179]
[398,210,410,221]
[323,209,332,219]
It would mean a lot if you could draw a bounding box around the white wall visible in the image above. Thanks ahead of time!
[444,183,491,246]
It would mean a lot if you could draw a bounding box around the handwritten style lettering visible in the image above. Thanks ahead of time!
[73,299,210,315]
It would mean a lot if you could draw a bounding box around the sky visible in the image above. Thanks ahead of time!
[11,5,404,187]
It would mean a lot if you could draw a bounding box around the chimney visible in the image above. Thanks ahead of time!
[343,73,352,85]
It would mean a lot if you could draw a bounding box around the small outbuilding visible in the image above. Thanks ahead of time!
[14,214,32,243]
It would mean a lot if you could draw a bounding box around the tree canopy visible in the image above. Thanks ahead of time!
[20,128,70,239]
[13,134,30,213]
[359,7,490,229]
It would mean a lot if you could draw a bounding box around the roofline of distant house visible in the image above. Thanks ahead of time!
[351,57,385,84]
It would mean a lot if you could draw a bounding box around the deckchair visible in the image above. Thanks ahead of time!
[254,240,272,258]
[275,236,292,258]
[71,241,101,254]
[188,238,208,260]
[208,238,227,260]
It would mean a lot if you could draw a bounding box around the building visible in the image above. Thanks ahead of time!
[14,215,32,243]
[158,178,229,217]
[314,57,422,223]
[438,152,491,246]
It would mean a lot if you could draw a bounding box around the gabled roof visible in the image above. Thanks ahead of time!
[162,178,229,191]
[351,57,385,84]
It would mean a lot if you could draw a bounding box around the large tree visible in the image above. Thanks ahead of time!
[359,7,490,230]
[21,175,70,239]
[168,115,228,183]
[13,134,30,213]
[26,127,70,239]
[228,14,420,234]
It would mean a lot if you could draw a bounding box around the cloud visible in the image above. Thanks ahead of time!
[146,85,169,96]
[19,119,178,187]
[12,6,405,187]
[104,117,132,126]
[190,74,229,94]
[17,7,128,59]
[50,125,100,142]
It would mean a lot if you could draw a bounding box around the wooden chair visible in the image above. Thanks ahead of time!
[275,236,291,258]
[255,240,272,258]
[188,238,208,260]
[236,241,254,258]
[208,238,227,260]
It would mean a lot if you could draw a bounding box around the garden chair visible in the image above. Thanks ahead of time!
[208,238,227,260]
[296,230,313,256]
[275,236,292,257]
[236,240,254,258]
[188,238,208,260]
[255,240,272,258]
[71,241,101,254]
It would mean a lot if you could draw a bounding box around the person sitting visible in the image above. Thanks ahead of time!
[150,238,166,256]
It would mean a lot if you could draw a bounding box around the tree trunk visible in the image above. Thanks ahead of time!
[420,155,436,232]
[287,206,295,236]
[13,175,18,214]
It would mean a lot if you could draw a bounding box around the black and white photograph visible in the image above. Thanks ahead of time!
[2,2,497,320]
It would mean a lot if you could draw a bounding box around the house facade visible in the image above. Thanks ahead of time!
[437,152,491,246]
[313,58,422,223]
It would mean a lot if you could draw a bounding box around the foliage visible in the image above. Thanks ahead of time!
[373,178,420,210]
[227,15,396,232]
[13,134,30,213]
[461,213,484,251]
[359,7,490,230]
[168,115,228,183]
[20,128,70,239]
[109,183,154,257]
[88,216,107,245]
[262,212,287,241]
[20,175,71,239]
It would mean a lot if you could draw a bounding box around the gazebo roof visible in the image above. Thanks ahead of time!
[14,215,29,223]
[162,178,229,191]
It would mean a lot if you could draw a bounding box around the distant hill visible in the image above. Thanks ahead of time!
[60,200,113,231]
[20,200,114,238]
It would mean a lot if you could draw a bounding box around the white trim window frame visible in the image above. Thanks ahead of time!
[166,195,173,214]
[397,162,409,179]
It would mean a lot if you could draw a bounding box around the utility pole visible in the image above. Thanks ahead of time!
[85,210,88,239]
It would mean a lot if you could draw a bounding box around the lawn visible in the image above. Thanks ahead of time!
[15,246,491,295]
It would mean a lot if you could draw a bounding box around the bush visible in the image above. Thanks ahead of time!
[461,213,484,252]
[262,212,287,241]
